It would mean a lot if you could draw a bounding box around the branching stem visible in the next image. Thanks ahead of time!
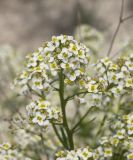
[65,91,89,102]
[52,124,66,148]
[107,0,133,56]
[58,69,74,150]
[71,106,94,132]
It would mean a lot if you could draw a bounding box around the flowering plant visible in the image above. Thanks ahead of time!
[2,34,133,160]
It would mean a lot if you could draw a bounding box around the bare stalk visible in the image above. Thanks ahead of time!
[107,0,133,57]
[107,0,124,56]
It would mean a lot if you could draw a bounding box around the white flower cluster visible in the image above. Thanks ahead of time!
[15,129,41,148]
[14,35,133,104]
[96,112,133,160]
[0,45,24,108]
[26,99,62,126]
[14,35,90,94]
[56,146,112,160]
[56,147,94,160]
[56,112,133,160]
[86,55,133,96]
[97,55,133,96]
[0,142,31,160]
[10,113,61,158]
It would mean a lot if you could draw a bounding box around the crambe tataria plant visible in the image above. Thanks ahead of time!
[8,34,133,160]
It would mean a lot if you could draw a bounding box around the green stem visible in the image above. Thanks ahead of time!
[65,91,88,101]
[65,90,99,103]
[96,113,107,136]
[59,69,74,150]
[27,83,45,99]
[71,106,94,132]
[52,124,65,148]
[60,127,69,149]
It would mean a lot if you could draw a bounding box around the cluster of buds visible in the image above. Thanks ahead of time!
[26,99,62,127]
[0,142,31,160]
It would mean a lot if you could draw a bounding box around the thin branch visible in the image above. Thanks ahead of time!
[74,117,96,133]
[122,14,133,21]
[51,86,59,91]
[110,42,128,59]
[107,0,133,57]
[50,79,59,91]
[27,83,45,99]
[65,90,99,102]
[76,0,82,41]
[65,91,88,102]
[110,14,133,59]
[107,0,124,56]
[51,122,63,125]
[52,124,65,147]
[120,0,124,20]
[96,114,107,136]
[107,22,121,57]
[71,106,94,132]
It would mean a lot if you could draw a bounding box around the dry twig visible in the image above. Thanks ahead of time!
[107,0,133,56]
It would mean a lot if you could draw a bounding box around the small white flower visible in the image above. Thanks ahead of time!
[58,35,67,43]
[127,125,133,135]
[125,61,133,71]
[100,57,111,66]
[127,115,133,125]
[69,43,78,55]
[116,129,126,139]
[111,85,123,96]
[125,78,133,88]
[69,72,77,81]
[127,153,133,160]
[32,112,47,126]
[47,42,55,51]
[107,72,119,84]
[76,96,86,104]
[97,62,106,73]
[104,148,112,157]
[32,77,43,90]
[87,83,98,93]
[37,100,50,110]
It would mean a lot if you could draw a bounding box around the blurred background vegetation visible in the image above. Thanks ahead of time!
[0,0,133,52]
[0,0,133,157]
